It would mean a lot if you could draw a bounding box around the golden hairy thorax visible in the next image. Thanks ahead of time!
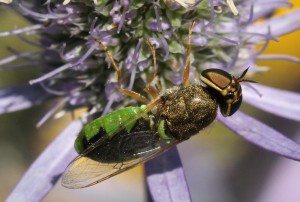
[157,84,218,140]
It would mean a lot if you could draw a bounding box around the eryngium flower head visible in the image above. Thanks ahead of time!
[1,0,300,201]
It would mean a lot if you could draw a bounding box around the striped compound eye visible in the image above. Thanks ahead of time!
[200,68,250,117]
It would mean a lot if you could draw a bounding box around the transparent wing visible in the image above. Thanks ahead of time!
[62,131,180,189]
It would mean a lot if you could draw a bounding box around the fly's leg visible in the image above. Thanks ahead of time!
[96,40,150,104]
[155,77,162,93]
[183,21,195,87]
[144,39,160,99]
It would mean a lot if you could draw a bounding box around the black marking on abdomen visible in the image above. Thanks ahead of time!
[82,127,108,151]
[86,117,157,163]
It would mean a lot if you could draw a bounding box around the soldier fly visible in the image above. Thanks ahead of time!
[61,22,252,188]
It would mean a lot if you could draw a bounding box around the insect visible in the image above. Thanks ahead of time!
[61,22,252,188]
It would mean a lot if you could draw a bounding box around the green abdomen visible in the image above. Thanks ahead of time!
[75,106,147,154]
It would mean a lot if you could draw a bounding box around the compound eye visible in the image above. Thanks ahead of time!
[200,69,232,92]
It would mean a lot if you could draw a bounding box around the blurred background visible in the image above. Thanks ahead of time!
[0,1,299,202]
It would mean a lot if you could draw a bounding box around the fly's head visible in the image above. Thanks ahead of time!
[200,68,254,117]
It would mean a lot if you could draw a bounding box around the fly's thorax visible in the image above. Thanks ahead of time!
[158,84,218,140]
